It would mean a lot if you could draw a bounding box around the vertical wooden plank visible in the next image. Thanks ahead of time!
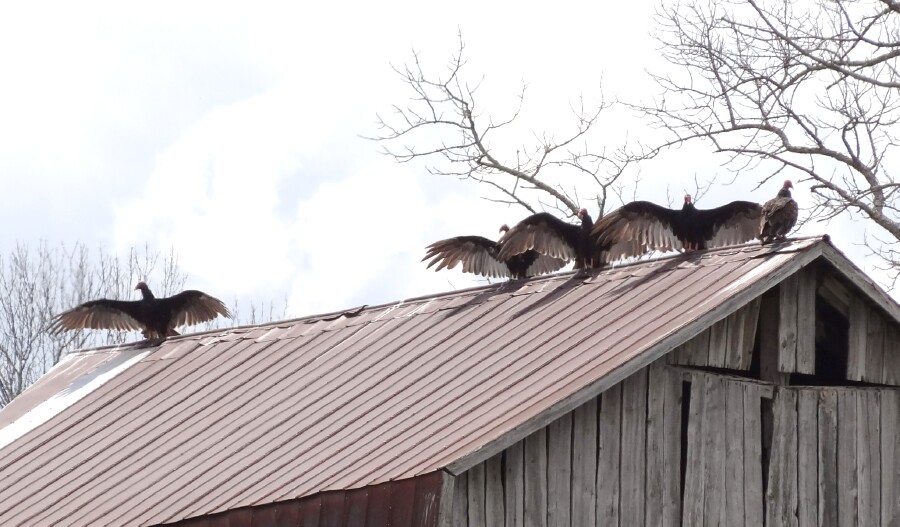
[681,375,706,527]
[724,380,745,527]
[505,440,525,527]
[620,368,647,527]
[571,398,597,527]
[438,472,457,527]
[681,328,711,366]
[817,390,838,527]
[547,413,572,527]
[694,328,711,366]
[779,274,799,372]
[452,474,469,527]
[662,365,683,527]
[727,298,762,370]
[703,375,726,527]
[847,296,868,382]
[743,384,764,526]
[708,317,729,368]
[740,297,762,369]
[837,390,858,527]
[524,429,548,527]
[597,383,621,527]
[796,267,816,374]
[760,290,787,384]
[881,390,900,526]
[766,389,798,527]
[670,342,692,365]
[468,462,486,527]
[857,391,881,526]
[797,390,818,527]
[302,496,322,527]
[864,311,884,383]
[882,323,900,386]
[646,362,666,527]
[485,454,505,527]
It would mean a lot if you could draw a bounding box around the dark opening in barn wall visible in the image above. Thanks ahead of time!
[679,379,691,507]
[813,292,849,385]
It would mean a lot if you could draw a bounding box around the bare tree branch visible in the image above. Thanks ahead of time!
[634,0,900,276]
[369,32,650,217]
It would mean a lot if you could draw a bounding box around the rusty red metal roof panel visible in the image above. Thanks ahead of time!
[0,238,844,525]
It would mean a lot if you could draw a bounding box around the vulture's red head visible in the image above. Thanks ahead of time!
[783,180,793,190]
[577,208,588,218]
[684,194,693,205]
[135,281,155,300]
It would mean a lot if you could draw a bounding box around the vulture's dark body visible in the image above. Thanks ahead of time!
[759,187,799,243]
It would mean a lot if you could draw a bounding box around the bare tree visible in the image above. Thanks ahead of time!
[639,0,900,281]
[370,35,649,218]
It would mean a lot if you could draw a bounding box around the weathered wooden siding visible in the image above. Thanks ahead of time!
[670,297,761,370]
[778,267,817,375]
[449,371,900,527]
[848,295,900,386]
[681,372,767,527]
[672,266,823,376]
[765,387,900,527]
[448,359,682,527]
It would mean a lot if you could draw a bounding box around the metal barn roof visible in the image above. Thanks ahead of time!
[0,236,887,526]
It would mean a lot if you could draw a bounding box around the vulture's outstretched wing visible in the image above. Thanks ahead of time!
[517,252,569,277]
[49,299,145,335]
[593,200,762,254]
[694,201,763,247]
[591,201,683,254]
[497,213,582,261]
[422,236,510,278]
[164,290,232,329]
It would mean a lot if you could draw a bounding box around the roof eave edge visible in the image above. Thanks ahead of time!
[445,241,826,475]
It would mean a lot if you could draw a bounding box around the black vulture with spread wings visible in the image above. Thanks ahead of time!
[50,281,231,340]
[591,193,763,256]
[759,180,799,244]
[423,224,568,279]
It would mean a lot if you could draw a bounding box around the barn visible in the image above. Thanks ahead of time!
[0,235,897,526]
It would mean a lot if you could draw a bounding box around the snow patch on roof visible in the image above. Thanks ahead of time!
[0,348,150,450]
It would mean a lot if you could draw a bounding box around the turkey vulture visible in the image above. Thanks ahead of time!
[422,225,567,279]
[591,194,763,256]
[49,281,231,340]
[494,208,649,269]
[759,180,798,244]
[496,209,599,269]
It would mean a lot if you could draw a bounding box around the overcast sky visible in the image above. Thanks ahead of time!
[0,1,891,321]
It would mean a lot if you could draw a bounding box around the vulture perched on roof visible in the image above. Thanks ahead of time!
[495,208,647,270]
[591,194,763,256]
[49,281,231,340]
[496,209,599,269]
[759,180,798,244]
[423,225,568,279]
